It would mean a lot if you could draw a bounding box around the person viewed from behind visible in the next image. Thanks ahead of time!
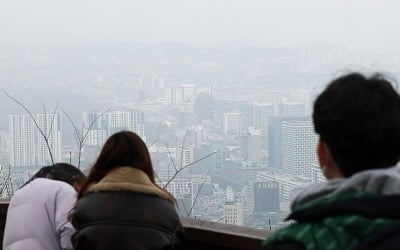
[3,163,85,250]
[263,73,400,250]
[71,131,186,250]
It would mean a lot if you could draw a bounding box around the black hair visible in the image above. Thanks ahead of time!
[313,73,400,177]
[23,163,86,187]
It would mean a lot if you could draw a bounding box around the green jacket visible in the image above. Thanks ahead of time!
[263,166,400,250]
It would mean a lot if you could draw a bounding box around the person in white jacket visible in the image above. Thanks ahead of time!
[3,163,85,250]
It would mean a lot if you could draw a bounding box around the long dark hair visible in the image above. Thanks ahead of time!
[78,131,155,199]
[23,163,85,188]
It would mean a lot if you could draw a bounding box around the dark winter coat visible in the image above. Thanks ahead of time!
[71,167,186,250]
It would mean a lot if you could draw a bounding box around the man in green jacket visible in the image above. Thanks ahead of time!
[264,73,400,250]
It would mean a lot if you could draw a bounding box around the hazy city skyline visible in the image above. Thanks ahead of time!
[1,1,399,230]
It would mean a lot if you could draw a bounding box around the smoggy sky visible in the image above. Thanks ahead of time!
[0,0,399,50]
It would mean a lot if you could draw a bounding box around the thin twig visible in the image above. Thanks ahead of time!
[187,169,211,217]
[179,130,188,169]
[47,101,59,138]
[81,110,109,146]
[149,137,160,147]
[62,109,108,168]
[163,149,219,189]
[3,89,56,164]
[165,143,178,172]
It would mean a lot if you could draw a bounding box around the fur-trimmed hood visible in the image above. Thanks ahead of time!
[86,167,175,204]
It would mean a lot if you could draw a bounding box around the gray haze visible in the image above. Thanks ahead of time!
[1,0,400,50]
[2,0,400,228]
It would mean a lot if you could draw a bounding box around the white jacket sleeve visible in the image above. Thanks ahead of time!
[55,186,77,250]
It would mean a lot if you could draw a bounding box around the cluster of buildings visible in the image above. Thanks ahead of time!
[0,85,323,230]
[4,42,385,228]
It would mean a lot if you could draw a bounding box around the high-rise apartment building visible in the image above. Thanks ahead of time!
[36,113,62,166]
[83,110,145,147]
[9,113,62,167]
[9,114,35,167]
[281,118,317,178]
[268,116,317,175]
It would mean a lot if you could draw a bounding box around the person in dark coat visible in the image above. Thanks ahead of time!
[71,131,186,250]
[263,73,400,250]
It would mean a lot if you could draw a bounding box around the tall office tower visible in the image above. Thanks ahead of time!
[223,111,248,136]
[9,113,62,167]
[253,181,280,213]
[223,201,244,226]
[281,118,317,178]
[253,103,276,135]
[268,116,316,172]
[36,113,62,166]
[83,110,145,147]
[9,114,35,167]
[278,102,306,117]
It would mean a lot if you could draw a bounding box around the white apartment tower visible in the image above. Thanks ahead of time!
[9,113,62,167]
[36,113,62,166]
[83,110,145,147]
[281,119,317,178]
[9,114,35,166]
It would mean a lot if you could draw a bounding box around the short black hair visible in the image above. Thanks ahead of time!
[313,73,400,177]
[24,163,86,187]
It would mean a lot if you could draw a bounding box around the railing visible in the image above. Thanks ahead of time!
[0,200,269,249]
[182,217,268,249]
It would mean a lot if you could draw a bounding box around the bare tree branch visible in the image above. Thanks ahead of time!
[165,143,178,172]
[61,109,81,144]
[47,101,59,139]
[179,194,190,216]
[61,109,108,168]
[154,173,164,187]
[179,130,188,169]
[187,169,211,217]
[3,89,56,165]
[81,110,108,146]
[163,149,219,189]
[149,137,160,147]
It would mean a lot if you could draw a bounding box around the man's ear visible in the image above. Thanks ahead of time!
[317,140,343,179]
[317,140,328,169]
